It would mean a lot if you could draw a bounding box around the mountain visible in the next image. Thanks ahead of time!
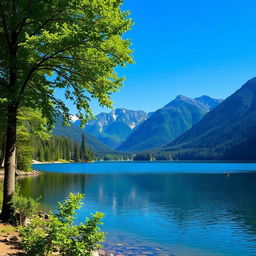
[52,117,113,153]
[163,78,256,160]
[117,95,210,152]
[74,108,148,148]
[195,95,223,110]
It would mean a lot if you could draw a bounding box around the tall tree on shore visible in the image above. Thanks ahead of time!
[80,134,86,161]
[80,133,94,162]
[0,0,133,221]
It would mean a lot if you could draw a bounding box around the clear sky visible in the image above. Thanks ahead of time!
[61,0,256,115]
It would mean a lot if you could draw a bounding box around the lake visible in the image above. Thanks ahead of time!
[19,162,256,256]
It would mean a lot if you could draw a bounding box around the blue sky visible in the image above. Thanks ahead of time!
[62,0,256,115]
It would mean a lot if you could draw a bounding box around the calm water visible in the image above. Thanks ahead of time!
[19,162,256,256]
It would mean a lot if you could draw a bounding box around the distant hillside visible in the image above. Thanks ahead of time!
[117,95,212,152]
[163,78,256,160]
[74,108,148,148]
[195,95,223,110]
[53,117,113,153]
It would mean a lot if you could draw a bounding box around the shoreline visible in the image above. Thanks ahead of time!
[33,160,256,164]
[0,169,40,177]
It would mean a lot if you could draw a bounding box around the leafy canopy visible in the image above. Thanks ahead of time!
[0,0,133,125]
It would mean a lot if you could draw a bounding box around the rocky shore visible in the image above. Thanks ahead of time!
[0,169,40,178]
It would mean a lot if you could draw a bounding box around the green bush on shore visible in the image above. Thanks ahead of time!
[20,193,105,256]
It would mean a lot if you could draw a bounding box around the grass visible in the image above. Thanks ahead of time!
[0,223,16,234]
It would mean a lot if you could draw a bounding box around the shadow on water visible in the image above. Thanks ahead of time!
[18,166,256,255]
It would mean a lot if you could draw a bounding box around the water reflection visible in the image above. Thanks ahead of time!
[18,171,256,255]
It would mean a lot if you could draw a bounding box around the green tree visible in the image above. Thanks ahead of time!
[133,152,152,161]
[73,142,80,162]
[17,107,49,171]
[80,134,86,161]
[79,133,94,162]
[0,0,133,221]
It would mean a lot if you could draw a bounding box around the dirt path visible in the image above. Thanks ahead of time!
[0,223,24,256]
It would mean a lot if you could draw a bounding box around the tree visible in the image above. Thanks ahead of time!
[73,142,80,162]
[0,0,133,221]
[133,152,152,161]
[79,134,94,162]
[17,107,50,171]
[80,134,86,161]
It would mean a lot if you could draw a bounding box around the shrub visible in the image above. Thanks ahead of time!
[12,193,39,226]
[20,193,105,256]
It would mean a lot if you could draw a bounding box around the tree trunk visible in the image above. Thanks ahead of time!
[0,142,5,168]
[0,105,17,222]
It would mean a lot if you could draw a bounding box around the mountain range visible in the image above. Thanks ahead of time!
[74,108,148,148]
[195,95,223,110]
[56,95,222,153]
[163,78,256,160]
[51,78,256,160]
[117,95,221,152]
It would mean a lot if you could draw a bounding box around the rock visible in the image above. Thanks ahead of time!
[10,235,19,242]
[52,247,59,252]
[24,217,31,226]
[92,251,99,256]
[141,252,153,255]
[116,243,123,247]
[38,211,50,219]
[44,213,50,219]
[98,249,106,255]
[38,212,44,218]
[106,253,114,256]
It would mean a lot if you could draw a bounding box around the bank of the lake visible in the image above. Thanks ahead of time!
[18,162,256,256]
[0,169,40,178]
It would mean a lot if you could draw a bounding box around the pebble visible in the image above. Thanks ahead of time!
[9,235,19,242]
[98,249,106,255]
[141,251,154,255]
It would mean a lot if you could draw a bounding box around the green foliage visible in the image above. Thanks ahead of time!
[0,0,133,126]
[34,135,74,162]
[154,152,172,161]
[33,134,94,162]
[80,134,94,162]
[12,192,39,226]
[133,152,152,161]
[20,193,105,256]
[95,152,132,161]
[0,105,50,171]
[17,108,50,171]
[53,116,114,153]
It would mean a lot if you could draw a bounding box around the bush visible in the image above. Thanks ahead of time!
[12,193,39,226]
[20,193,105,256]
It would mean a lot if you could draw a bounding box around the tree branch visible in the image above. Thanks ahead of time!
[0,14,11,49]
